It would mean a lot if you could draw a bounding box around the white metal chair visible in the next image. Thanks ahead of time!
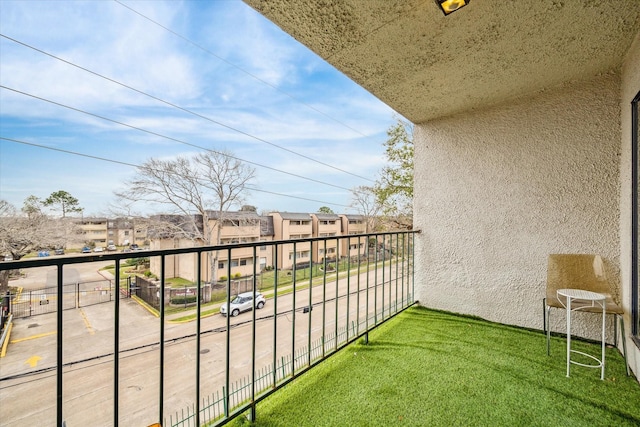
[543,254,629,376]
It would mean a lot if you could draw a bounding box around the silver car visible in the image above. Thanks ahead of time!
[220,292,266,317]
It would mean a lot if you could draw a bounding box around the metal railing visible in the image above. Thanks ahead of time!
[0,231,417,427]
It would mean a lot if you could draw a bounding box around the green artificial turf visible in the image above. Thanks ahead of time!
[240,306,640,427]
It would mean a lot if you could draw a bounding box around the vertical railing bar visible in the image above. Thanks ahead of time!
[307,247,313,367]
[395,233,399,312]
[291,242,297,377]
[411,233,415,301]
[365,233,370,343]
[322,239,327,357]
[56,263,63,427]
[251,245,257,422]
[159,255,166,424]
[374,235,379,325]
[272,244,278,389]
[334,237,339,350]
[399,233,404,307]
[225,247,232,418]
[114,258,120,427]
[356,235,361,337]
[346,236,351,341]
[381,234,385,321]
[195,251,202,426]
[387,234,393,317]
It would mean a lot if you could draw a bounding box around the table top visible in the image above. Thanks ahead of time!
[557,288,605,301]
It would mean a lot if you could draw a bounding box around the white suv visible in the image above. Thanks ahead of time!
[220,292,266,317]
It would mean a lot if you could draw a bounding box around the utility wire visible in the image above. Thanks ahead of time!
[114,0,373,140]
[0,33,375,183]
[0,137,352,208]
[0,85,354,193]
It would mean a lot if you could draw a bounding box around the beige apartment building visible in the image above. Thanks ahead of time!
[150,212,274,283]
[71,217,149,250]
[107,217,148,247]
[269,212,313,270]
[339,214,367,260]
[310,213,341,264]
[150,211,371,281]
[74,217,108,249]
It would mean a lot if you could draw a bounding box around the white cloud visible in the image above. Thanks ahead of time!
[0,0,400,215]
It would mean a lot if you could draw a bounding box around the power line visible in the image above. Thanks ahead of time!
[0,137,352,209]
[0,85,354,193]
[0,33,375,183]
[113,0,373,141]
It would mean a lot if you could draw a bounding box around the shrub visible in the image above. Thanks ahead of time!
[171,296,197,305]
[233,272,242,279]
[219,275,228,282]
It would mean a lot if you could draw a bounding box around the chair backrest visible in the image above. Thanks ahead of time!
[547,254,612,304]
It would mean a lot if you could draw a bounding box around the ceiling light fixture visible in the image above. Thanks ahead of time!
[435,0,470,16]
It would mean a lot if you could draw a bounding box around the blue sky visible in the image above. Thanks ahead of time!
[0,0,399,217]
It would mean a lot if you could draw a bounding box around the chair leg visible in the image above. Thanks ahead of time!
[546,303,551,356]
[617,314,630,376]
[543,298,547,333]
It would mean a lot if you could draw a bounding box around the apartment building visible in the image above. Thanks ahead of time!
[310,213,341,264]
[107,217,148,247]
[149,211,373,280]
[339,214,367,260]
[212,211,274,279]
[75,217,108,248]
[149,212,274,282]
[269,212,313,270]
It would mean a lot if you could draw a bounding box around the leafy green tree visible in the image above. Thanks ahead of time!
[43,190,83,218]
[374,118,414,228]
[317,206,334,214]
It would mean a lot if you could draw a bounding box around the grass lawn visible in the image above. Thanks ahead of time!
[242,306,640,427]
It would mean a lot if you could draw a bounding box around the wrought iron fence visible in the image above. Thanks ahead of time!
[0,231,417,427]
[8,279,117,318]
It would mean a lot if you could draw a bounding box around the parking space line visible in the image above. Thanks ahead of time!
[10,330,56,343]
[79,308,95,335]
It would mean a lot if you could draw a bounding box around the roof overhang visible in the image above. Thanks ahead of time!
[244,0,640,123]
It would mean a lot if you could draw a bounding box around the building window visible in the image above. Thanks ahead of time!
[218,262,225,269]
[288,251,310,260]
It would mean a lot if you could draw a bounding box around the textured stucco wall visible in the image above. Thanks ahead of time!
[414,74,621,341]
[620,30,640,378]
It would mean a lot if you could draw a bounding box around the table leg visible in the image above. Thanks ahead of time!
[567,297,572,377]
[601,305,606,380]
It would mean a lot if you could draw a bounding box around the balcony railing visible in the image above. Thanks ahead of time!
[0,230,417,427]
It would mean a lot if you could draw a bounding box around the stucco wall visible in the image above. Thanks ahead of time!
[620,30,640,378]
[414,73,621,342]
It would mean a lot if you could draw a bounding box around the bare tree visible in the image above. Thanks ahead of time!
[0,199,77,293]
[350,186,381,233]
[116,150,255,282]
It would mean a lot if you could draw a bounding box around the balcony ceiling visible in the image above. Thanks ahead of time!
[244,0,640,123]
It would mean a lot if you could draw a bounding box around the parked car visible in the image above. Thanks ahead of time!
[93,246,104,252]
[81,246,92,253]
[219,292,266,317]
[130,244,139,250]
[106,244,117,251]
[54,248,65,255]
[37,250,50,257]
